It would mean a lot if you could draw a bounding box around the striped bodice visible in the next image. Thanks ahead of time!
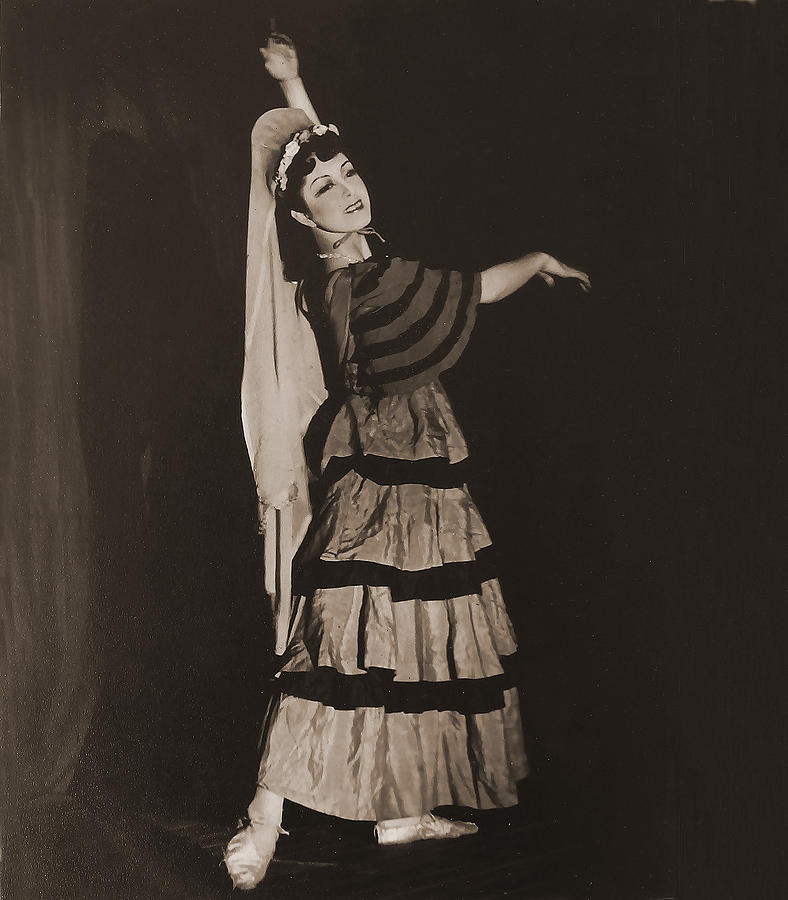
[313,256,481,396]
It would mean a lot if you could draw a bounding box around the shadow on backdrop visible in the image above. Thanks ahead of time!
[76,125,269,818]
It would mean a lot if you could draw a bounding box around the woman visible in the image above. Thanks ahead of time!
[226,34,590,890]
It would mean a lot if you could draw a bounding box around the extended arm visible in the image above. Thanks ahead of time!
[480,252,591,303]
[260,34,320,124]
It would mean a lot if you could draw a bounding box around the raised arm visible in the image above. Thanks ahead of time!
[480,252,591,303]
[260,34,320,124]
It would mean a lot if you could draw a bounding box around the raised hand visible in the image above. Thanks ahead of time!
[537,255,591,292]
[259,31,320,122]
[259,33,299,82]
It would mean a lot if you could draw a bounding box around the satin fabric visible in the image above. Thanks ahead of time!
[260,689,527,821]
[257,380,528,820]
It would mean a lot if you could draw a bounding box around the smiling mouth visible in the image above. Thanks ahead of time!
[345,200,363,214]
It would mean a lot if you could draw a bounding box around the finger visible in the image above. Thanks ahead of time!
[260,43,295,65]
[571,272,592,291]
[573,274,591,288]
[269,32,295,48]
[262,34,294,56]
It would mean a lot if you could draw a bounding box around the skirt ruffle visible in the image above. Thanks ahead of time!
[259,689,528,821]
[282,580,517,680]
[302,475,493,572]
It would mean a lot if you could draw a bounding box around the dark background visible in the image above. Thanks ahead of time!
[2,1,786,898]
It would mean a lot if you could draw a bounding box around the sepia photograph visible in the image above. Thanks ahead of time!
[2,1,785,898]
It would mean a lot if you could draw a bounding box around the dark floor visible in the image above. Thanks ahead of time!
[4,790,672,900]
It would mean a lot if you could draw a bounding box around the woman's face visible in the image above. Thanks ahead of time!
[299,153,371,233]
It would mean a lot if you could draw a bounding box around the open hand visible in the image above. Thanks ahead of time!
[537,255,591,293]
[259,33,299,82]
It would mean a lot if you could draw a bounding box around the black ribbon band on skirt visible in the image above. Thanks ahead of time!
[275,654,518,715]
[322,453,470,489]
[294,545,498,602]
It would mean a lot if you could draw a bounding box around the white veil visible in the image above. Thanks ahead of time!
[241,109,327,655]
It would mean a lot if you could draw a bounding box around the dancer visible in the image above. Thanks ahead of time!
[226,34,590,890]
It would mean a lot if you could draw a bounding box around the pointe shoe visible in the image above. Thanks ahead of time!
[224,818,287,890]
[374,812,478,846]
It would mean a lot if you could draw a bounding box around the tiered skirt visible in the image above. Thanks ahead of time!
[257,381,528,821]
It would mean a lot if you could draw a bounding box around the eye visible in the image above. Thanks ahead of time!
[346,168,357,177]
[315,181,334,196]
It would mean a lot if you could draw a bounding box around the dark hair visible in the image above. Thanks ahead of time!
[275,129,345,283]
[279,130,344,212]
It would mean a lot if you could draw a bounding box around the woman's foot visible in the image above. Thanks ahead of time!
[224,787,285,890]
[224,818,286,890]
[374,812,478,846]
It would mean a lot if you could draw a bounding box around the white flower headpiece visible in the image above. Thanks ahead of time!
[273,123,340,195]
